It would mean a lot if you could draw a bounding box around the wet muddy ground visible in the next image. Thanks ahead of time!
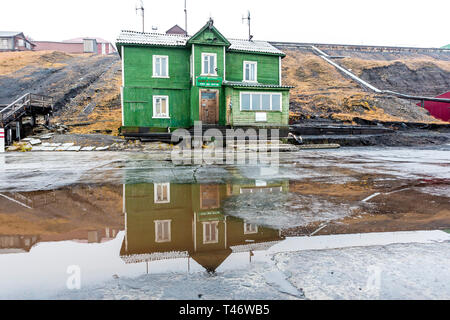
[0,145,448,299]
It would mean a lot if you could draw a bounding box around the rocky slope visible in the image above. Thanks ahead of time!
[0,51,122,135]
[280,46,450,123]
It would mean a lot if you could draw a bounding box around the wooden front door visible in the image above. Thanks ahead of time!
[200,184,220,209]
[200,90,219,124]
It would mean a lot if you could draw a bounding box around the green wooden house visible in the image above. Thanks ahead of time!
[116,19,292,135]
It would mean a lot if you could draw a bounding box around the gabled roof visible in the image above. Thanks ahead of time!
[186,19,230,47]
[0,31,23,37]
[116,20,285,56]
[63,37,111,44]
[117,30,188,47]
[228,38,285,56]
[166,24,187,35]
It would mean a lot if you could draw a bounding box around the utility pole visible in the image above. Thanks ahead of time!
[242,11,252,41]
[136,0,145,32]
[184,0,188,36]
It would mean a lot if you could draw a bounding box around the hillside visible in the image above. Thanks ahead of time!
[280,46,450,123]
[0,50,122,135]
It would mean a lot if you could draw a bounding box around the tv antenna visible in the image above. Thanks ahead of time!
[136,0,145,32]
[242,10,253,41]
[184,0,188,36]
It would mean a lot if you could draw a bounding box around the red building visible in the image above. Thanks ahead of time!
[418,92,450,122]
[33,37,116,55]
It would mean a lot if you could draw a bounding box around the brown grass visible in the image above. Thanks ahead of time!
[283,49,449,123]
[57,70,123,135]
[0,50,74,75]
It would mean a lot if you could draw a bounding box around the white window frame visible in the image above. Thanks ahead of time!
[154,182,170,203]
[239,92,282,112]
[244,223,258,235]
[202,221,219,244]
[153,55,169,78]
[152,96,170,119]
[201,53,217,76]
[154,220,172,243]
[243,61,258,82]
[0,39,9,50]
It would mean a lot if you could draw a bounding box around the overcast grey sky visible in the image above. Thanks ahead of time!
[2,0,449,47]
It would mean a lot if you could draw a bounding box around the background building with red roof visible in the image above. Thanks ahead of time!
[33,37,116,55]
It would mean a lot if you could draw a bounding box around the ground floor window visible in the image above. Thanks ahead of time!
[240,92,282,112]
[154,183,170,203]
[154,220,171,243]
[153,96,169,119]
[203,221,219,244]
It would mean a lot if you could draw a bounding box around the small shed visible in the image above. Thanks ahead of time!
[0,31,35,51]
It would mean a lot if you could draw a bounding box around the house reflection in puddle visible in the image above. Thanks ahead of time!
[120,182,287,273]
[0,235,40,254]
[0,185,124,253]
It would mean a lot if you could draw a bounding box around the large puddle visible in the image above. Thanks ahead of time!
[0,146,449,299]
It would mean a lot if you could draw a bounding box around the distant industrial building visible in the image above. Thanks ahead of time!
[33,37,116,55]
[0,31,35,51]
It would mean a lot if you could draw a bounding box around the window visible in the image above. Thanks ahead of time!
[243,61,257,82]
[83,39,96,53]
[154,183,170,203]
[244,223,258,234]
[153,55,169,78]
[240,93,282,112]
[154,220,171,243]
[17,39,25,47]
[203,221,219,244]
[153,96,169,119]
[202,53,217,75]
[0,39,9,50]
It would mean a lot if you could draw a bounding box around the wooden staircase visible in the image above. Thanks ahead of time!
[0,93,53,128]
[0,93,53,144]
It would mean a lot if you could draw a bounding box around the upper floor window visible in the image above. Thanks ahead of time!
[153,55,169,78]
[202,53,217,76]
[153,96,170,119]
[243,61,257,82]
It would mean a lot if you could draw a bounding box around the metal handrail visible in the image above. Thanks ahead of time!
[0,93,30,115]
[0,93,53,127]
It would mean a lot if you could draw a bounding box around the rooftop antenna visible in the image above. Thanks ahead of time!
[242,10,253,41]
[136,0,145,32]
[184,0,188,36]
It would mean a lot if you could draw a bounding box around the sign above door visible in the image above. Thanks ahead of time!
[196,76,223,88]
